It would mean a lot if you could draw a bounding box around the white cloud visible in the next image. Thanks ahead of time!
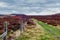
[26,12,56,15]
[26,0,47,3]
[56,3,60,5]
[12,11,18,13]
[0,10,19,15]
[0,0,60,15]
[0,12,11,15]
[0,2,15,9]
[44,2,60,7]
[46,8,60,13]
[0,2,9,7]
[14,0,47,4]
[26,8,60,15]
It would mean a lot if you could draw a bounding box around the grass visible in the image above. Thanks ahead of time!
[15,28,55,40]
[15,19,56,40]
[36,20,60,37]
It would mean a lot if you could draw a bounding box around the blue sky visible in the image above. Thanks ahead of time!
[0,0,60,15]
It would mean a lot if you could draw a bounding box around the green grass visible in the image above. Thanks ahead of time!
[16,21,56,40]
[36,20,60,37]
[15,35,30,40]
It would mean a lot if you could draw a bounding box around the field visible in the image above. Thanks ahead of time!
[0,15,60,40]
[15,19,60,40]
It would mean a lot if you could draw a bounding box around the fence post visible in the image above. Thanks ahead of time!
[20,19,24,33]
[3,21,8,40]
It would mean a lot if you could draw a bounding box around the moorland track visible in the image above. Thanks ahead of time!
[36,19,60,40]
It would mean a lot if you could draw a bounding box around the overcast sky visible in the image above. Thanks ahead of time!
[0,0,60,15]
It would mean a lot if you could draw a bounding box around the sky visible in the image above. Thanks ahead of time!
[0,0,60,15]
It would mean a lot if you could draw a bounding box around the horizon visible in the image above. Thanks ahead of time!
[0,13,60,16]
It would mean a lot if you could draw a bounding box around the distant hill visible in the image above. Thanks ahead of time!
[28,13,60,26]
[0,13,60,26]
[11,14,26,16]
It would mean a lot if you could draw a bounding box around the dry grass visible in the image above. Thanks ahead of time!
[16,24,56,40]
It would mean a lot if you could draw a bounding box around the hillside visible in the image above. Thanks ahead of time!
[28,14,60,26]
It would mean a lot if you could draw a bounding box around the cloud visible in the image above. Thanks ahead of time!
[26,8,60,15]
[0,10,19,15]
[0,2,9,7]
[44,3,60,8]
[0,0,60,15]
[25,0,47,3]
[0,11,11,14]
